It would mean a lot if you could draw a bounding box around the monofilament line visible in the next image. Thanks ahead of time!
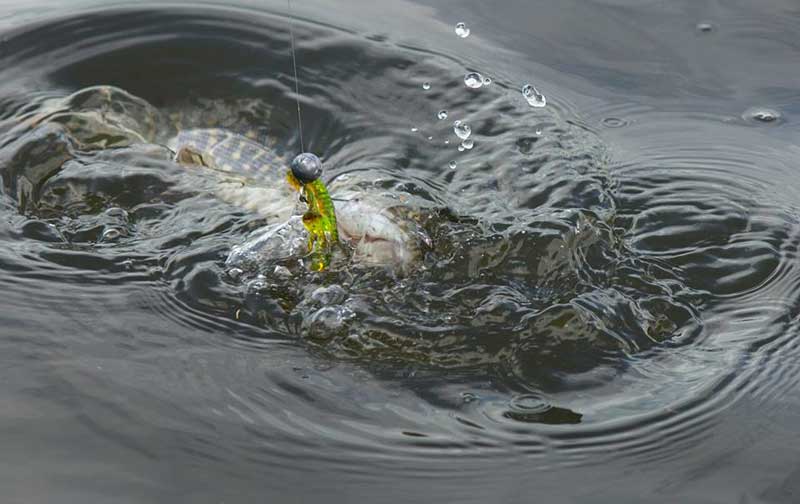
[287,0,305,152]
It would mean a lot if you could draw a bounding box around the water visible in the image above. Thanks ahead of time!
[455,22,470,38]
[1,0,800,502]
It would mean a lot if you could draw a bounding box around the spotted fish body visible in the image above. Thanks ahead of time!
[170,128,426,269]
[170,128,297,223]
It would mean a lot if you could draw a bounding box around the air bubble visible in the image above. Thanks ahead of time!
[455,22,470,38]
[273,265,291,277]
[453,120,471,139]
[461,392,480,403]
[227,267,244,281]
[464,72,484,89]
[101,228,122,242]
[104,207,129,221]
[522,84,546,107]
[437,110,448,120]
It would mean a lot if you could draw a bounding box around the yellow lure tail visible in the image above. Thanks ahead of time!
[287,171,338,271]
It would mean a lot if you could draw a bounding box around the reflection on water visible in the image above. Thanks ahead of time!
[1,0,800,501]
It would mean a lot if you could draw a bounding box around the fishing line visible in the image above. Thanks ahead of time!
[287,0,305,152]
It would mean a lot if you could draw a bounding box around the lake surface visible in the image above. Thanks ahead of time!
[1,0,800,502]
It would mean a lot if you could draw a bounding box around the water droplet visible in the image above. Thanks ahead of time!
[444,139,450,145]
[535,128,542,136]
[461,138,474,150]
[422,81,431,90]
[457,144,465,152]
[427,136,433,141]
[522,84,546,107]
[464,72,484,89]
[696,22,714,33]
[482,76,492,86]
[453,120,471,139]
[437,110,448,120]
[449,160,457,169]
[455,22,470,38]
[411,127,418,132]
[743,107,782,124]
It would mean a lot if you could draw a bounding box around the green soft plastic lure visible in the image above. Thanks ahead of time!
[288,153,338,271]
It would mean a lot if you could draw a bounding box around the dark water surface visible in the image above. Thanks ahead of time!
[1,0,800,502]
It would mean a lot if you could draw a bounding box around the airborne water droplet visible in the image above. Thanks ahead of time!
[453,120,471,139]
[449,160,457,169]
[437,110,448,120]
[696,22,714,33]
[422,81,431,90]
[482,76,492,86]
[457,144,465,152]
[461,138,474,150]
[455,22,470,38]
[464,72,484,89]
[522,84,547,107]
[411,127,418,132]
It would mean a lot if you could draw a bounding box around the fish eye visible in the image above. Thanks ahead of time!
[291,152,323,183]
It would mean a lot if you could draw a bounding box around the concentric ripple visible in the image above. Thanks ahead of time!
[1,4,799,480]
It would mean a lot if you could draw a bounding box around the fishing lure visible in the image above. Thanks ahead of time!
[288,152,338,271]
